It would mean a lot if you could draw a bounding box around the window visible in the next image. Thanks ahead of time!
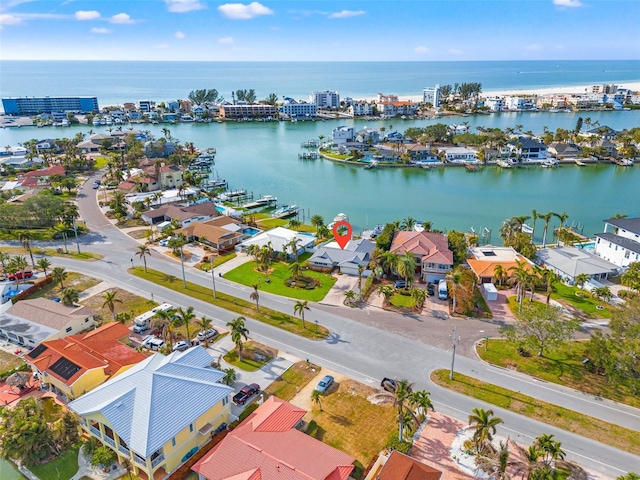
[65,327,72,333]
[189,423,194,433]
[171,437,176,447]
[222,397,229,406]
[85,318,89,322]
[625,251,630,259]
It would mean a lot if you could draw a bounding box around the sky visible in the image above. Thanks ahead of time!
[1,0,639,61]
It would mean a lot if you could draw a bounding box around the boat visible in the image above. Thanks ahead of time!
[496,159,512,169]
[244,194,278,209]
[364,160,378,170]
[328,213,349,229]
[541,159,558,168]
[272,204,299,218]
[465,163,480,171]
[414,222,425,232]
[522,224,534,235]
[574,159,586,167]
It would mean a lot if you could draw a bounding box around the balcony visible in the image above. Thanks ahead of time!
[134,455,146,467]
[89,426,101,438]
[104,436,116,448]
[151,454,165,468]
[118,444,130,456]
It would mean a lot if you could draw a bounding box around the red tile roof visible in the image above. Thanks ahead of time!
[378,451,442,480]
[22,165,66,178]
[26,322,146,387]
[390,232,453,265]
[193,397,354,480]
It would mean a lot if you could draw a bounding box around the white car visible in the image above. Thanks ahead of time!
[197,329,218,342]
[172,341,189,352]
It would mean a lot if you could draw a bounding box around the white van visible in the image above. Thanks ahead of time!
[438,280,448,300]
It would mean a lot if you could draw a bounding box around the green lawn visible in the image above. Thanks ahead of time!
[224,259,336,302]
[255,217,316,233]
[388,292,416,308]
[92,156,110,169]
[222,350,264,371]
[130,267,329,339]
[263,361,321,400]
[431,369,640,456]
[477,338,639,408]
[551,282,614,318]
[196,252,237,270]
[0,246,102,261]
[29,443,81,480]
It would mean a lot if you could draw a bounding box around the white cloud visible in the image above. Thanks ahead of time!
[218,2,273,20]
[328,10,365,19]
[75,10,100,21]
[526,43,542,51]
[155,43,170,49]
[0,14,23,26]
[174,31,185,39]
[110,13,134,24]
[448,48,463,55]
[91,27,111,34]
[165,0,206,13]
[553,0,583,7]
[218,36,234,44]
[414,46,431,55]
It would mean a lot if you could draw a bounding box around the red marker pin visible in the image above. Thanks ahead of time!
[332,221,352,250]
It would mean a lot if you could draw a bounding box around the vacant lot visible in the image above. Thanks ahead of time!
[0,350,25,373]
[80,287,156,323]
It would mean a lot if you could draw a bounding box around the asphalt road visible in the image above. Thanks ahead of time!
[5,173,638,476]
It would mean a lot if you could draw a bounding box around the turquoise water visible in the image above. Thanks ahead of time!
[0,459,27,479]
[243,228,260,236]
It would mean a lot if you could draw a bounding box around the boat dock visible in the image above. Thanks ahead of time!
[272,205,299,218]
[575,159,586,167]
[300,139,319,148]
[298,152,318,160]
[243,195,278,209]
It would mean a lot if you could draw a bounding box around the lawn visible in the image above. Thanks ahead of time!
[388,292,416,309]
[551,282,614,319]
[32,272,102,299]
[477,338,639,408]
[130,267,329,339]
[195,252,237,270]
[224,259,336,302]
[92,156,110,169]
[430,369,640,456]
[222,350,264,371]
[0,350,25,374]
[80,287,157,324]
[0,246,102,261]
[29,442,81,480]
[255,217,316,233]
[263,361,321,400]
[306,380,397,466]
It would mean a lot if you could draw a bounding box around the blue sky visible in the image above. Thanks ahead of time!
[1,0,638,61]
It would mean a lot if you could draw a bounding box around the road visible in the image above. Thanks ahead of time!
[6,173,639,476]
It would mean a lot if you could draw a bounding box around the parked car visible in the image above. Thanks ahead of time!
[394,280,406,289]
[380,377,397,392]
[316,375,334,394]
[197,328,218,342]
[427,283,436,296]
[172,341,189,352]
[133,323,150,334]
[8,271,33,280]
[233,383,260,405]
[142,336,165,351]
[92,182,100,189]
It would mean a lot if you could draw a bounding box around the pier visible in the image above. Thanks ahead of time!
[298,152,319,160]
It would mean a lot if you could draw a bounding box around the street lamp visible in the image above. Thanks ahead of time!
[72,218,81,254]
[179,248,187,289]
[210,256,217,300]
[449,327,461,380]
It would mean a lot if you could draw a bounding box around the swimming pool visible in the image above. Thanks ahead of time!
[215,205,226,213]
[243,228,260,236]
[576,241,596,251]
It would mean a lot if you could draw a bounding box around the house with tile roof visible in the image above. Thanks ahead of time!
[25,322,147,400]
[308,239,375,275]
[467,246,534,284]
[0,298,96,350]
[536,246,619,285]
[142,203,220,227]
[16,165,66,189]
[364,450,441,480]
[594,217,640,269]
[178,217,244,253]
[121,163,185,192]
[192,396,355,480]
[240,227,316,257]
[68,346,233,480]
[390,232,453,283]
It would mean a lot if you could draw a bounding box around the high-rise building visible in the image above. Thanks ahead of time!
[2,96,99,115]
[422,84,441,108]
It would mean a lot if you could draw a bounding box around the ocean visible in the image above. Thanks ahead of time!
[2,60,640,107]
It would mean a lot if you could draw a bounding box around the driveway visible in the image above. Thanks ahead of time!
[320,274,358,307]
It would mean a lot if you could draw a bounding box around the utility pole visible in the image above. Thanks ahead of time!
[180,248,187,289]
[210,256,217,299]
[73,218,81,254]
[449,327,461,380]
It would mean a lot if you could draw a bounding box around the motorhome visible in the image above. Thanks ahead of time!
[438,280,448,300]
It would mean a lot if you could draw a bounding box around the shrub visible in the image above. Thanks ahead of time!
[386,434,412,454]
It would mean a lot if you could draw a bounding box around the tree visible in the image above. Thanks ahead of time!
[344,289,356,306]
[19,231,35,268]
[493,264,507,287]
[408,390,434,421]
[226,317,249,361]
[411,288,427,309]
[467,408,503,456]
[377,284,394,305]
[310,215,325,231]
[9,255,29,284]
[509,260,532,309]
[575,273,590,290]
[289,261,302,280]
[447,271,462,314]
[137,244,151,272]
[592,285,613,303]
[311,389,323,411]
[52,266,68,289]
[222,367,237,386]
[250,283,260,312]
[397,252,417,288]
[36,257,52,277]
[379,378,419,442]
[176,306,196,344]
[293,300,310,329]
[60,287,79,306]
[500,302,579,357]
[621,262,640,292]
[102,290,122,320]
[401,217,417,231]
[447,230,468,265]
[540,211,556,248]
[196,316,214,346]
[91,445,117,469]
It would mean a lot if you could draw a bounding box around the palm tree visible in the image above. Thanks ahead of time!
[0,251,9,272]
[468,408,503,456]
[531,209,539,239]
[222,367,237,386]
[377,284,394,305]
[344,289,356,306]
[411,288,427,309]
[509,260,531,309]
[289,261,302,280]
[52,267,67,289]
[250,283,260,311]
[575,273,590,290]
[226,317,249,361]
[9,255,29,284]
[397,252,417,288]
[310,215,325,231]
[475,440,513,480]
[540,269,559,304]
[311,388,323,411]
[60,288,80,307]
[380,378,419,442]
[196,316,214,346]
[176,306,196,345]
[19,232,35,268]
[36,258,52,277]
[401,217,417,231]
[293,300,310,329]
[136,245,151,272]
[285,237,301,262]
[493,264,507,287]
[447,271,461,314]
[102,290,122,320]
[540,211,556,248]
[408,390,434,421]
[153,308,176,344]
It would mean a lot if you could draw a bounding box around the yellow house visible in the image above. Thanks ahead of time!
[68,346,233,480]
[26,322,147,401]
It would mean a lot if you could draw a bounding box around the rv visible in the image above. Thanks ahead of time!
[438,280,448,300]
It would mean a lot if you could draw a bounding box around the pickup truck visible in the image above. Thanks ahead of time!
[233,383,260,405]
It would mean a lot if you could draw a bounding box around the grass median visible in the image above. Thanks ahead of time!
[129,267,329,340]
[431,369,640,456]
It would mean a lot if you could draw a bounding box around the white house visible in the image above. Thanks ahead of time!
[536,246,619,284]
[439,146,477,163]
[594,217,640,269]
[423,84,441,107]
[240,227,316,257]
[507,137,548,162]
[484,97,504,112]
[279,98,317,118]
[349,102,374,116]
[505,96,537,110]
[332,126,355,146]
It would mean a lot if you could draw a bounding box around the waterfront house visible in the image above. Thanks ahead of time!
[162,113,177,123]
[594,217,640,269]
[390,232,453,283]
[547,142,583,159]
[16,165,66,189]
[583,126,618,140]
[356,127,381,144]
[178,218,244,253]
[192,396,355,480]
[120,163,186,193]
[467,246,534,284]
[536,246,619,285]
[0,298,96,350]
[484,97,504,112]
[308,239,375,275]
[68,347,233,480]
[26,322,146,401]
[438,146,477,163]
[219,104,277,119]
[240,227,315,257]
[142,202,219,227]
[144,140,176,158]
[349,101,374,116]
[376,101,417,117]
[364,450,442,480]
[593,138,619,158]
[504,96,537,111]
[404,143,439,164]
[507,137,548,162]
[332,126,355,146]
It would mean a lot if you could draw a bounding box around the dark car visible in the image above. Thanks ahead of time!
[381,377,397,392]
[233,383,260,405]
[427,283,436,296]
